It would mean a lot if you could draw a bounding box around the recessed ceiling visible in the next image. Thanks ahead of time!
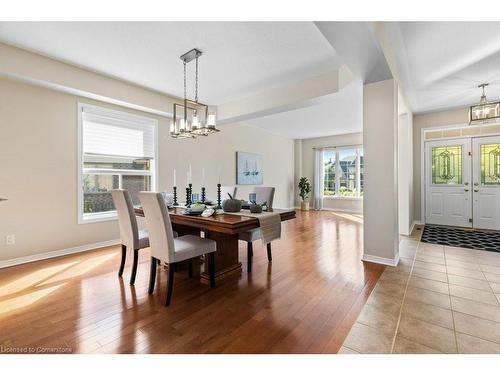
[242,78,363,139]
[0,22,341,105]
[386,22,500,113]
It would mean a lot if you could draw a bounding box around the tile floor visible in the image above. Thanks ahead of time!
[340,226,500,354]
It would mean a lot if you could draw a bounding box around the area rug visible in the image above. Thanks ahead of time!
[421,225,500,253]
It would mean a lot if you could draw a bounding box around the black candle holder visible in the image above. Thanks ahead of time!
[186,187,191,207]
[201,187,206,203]
[188,183,192,201]
[173,186,178,206]
[217,183,222,209]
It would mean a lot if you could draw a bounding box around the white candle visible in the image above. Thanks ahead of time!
[202,168,205,187]
[173,168,176,187]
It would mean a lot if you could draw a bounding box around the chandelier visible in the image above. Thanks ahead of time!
[170,48,219,139]
[469,83,500,125]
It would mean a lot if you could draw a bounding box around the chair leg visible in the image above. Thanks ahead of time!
[118,244,127,277]
[247,242,253,273]
[165,264,175,306]
[130,249,139,285]
[188,258,193,278]
[267,243,272,262]
[209,252,216,288]
[148,257,157,294]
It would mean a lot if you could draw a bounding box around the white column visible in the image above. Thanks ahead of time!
[363,79,399,266]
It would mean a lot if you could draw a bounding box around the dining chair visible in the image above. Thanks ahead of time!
[111,189,150,285]
[239,186,276,272]
[139,192,217,306]
[220,186,237,200]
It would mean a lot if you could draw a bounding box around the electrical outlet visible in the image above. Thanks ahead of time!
[5,234,15,245]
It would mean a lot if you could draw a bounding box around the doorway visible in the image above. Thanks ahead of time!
[425,135,500,230]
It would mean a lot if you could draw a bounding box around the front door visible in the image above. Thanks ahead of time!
[472,136,500,230]
[425,139,472,227]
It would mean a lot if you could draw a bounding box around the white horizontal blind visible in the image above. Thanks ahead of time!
[82,106,156,159]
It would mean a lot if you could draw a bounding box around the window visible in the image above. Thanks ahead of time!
[323,146,363,198]
[78,104,158,223]
[431,145,462,185]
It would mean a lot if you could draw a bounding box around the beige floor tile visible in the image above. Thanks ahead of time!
[451,296,500,322]
[446,266,486,280]
[413,260,447,273]
[447,274,492,291]
[418,243,444,251]
[399,247,416,260]
[477,257,500,267]
[408,276,449,294]
[456,333,500,354]
[405,286,451,309]
[397,315,457,353]
[412,267,448,283]
[480,264,500,275]
[444,246,479,257]
[343,323,393,354]
[415,253,446,265]
[372,279,407,300]
[449,284,499,306]
[417,249,445,259]
[379,270,410,285]
[477,251,500,260]
[401,299,454,329]
[392,335,441,354]
[366,288,403,310]
[357,303,400,335]
[484,272,500,283]
[453,312,500,344]
[445,259,481,271]
[337,346,360,354]
[489,282,500,294]
[445,254,479,263]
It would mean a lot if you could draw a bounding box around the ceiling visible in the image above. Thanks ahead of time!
[0,22,341,105]
[386,22,500,113]
[242,78,363,139]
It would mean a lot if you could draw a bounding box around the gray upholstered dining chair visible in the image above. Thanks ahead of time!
[139,192,217,306]
[111,189,150,285]
[220,186,237,200]
[239,186,276,272]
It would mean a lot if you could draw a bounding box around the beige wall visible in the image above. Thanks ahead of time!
[295,132,363,212]
[412,107,469,222]
[0,78,294,263]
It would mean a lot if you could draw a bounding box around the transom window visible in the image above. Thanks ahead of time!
[322,146,363,198]
[78,104,158,223]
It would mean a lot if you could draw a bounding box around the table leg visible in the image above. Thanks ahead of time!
[201,231,242,285]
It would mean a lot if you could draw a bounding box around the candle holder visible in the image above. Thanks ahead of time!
[188,183,193,201]
[217,183,222,209]
[201,187,206,203]
[173,186,178,206]
[186,187,191,207]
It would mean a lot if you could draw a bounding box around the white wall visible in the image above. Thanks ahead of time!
[295,132,363,213]
[363,79,399,265]
[0,77,294,264]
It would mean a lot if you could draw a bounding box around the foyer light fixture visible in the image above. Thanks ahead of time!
[170,48,219,139]
[469,83,500,125]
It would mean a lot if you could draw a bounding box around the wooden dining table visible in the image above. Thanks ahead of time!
[135,206,296,284]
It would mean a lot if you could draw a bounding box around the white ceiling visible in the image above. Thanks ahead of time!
[386,22,500,113]
[242,78,363,139]
[0,22,341,105]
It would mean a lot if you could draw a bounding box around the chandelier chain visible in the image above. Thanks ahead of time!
[183,61,187,103]
[195,57,199,103]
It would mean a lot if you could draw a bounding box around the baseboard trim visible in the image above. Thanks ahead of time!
[0,239,121,269]
[321,207,363,214]
[362,253,400,267]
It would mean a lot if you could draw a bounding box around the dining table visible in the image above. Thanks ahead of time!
[134,206,296,284]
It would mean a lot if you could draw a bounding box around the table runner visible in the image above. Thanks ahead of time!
[224,210,282,244]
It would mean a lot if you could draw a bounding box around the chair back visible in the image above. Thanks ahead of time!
[255,186,275,209]
[221,186,237,200]
[111,189,139,249]
[139,192,176,263]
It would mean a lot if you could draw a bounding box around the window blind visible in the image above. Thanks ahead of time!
[82,107,156,159]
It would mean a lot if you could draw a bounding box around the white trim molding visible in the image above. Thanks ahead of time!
[362,253,400,267]
[0,239,120,269]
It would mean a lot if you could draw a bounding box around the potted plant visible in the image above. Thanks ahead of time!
[298,177,312,211]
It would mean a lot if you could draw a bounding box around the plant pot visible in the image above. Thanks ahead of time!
[300,200,310,211]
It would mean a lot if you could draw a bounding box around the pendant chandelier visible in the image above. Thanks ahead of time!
[170,48,219,139]
[469,83,500,125]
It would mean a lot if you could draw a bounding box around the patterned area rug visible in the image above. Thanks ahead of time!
[421,225,500,253]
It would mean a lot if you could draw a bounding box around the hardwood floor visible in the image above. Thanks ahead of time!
[0,211,384,354]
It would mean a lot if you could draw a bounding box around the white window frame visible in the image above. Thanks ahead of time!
[77,103,159,224]
[322,145,363,200]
